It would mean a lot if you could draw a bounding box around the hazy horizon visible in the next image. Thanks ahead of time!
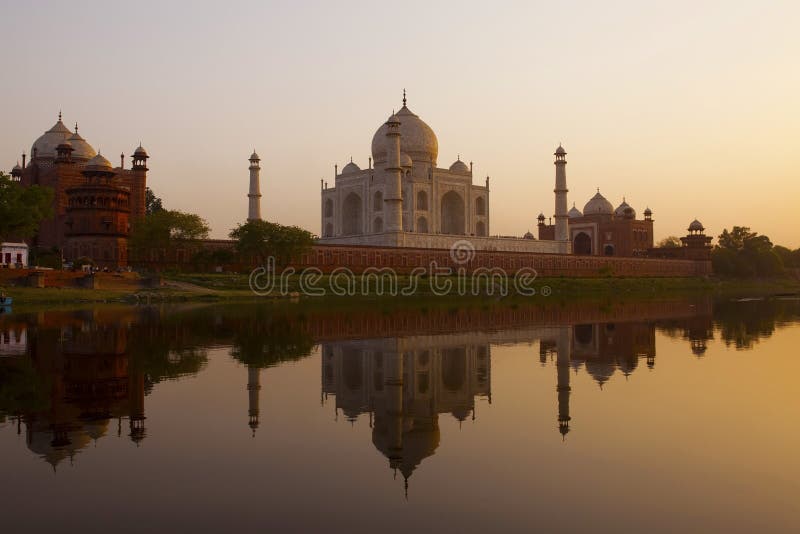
[2,0,798,247]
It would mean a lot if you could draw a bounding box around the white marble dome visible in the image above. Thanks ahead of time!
[371,105,438,166]
[568,203,583,218]
[85,152,113,171]
[341,160,361,174]
[583,191,614,215]
[615,199,636,219]
[67,128,96,161]
[449,158,469,173]
[688,219,704,232]
[32,118,72,159]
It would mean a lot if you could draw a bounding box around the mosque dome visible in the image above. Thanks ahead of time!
[583,190,614,215]
[644,207,652,216]
[568,203,583,218]
[341,160,361,174]
[399,152,413,168]
[249,150,259,160]
[85,152,113,171]
[32,116,72,159]
[12,162,22,172]
[615,198,636,219]
[449,158,469,173]
[67,126,96,161]
[554,144,566,155]
[688,219,704,232]
[523,231,535,240]
[134,144,148,157]
[371,104,438,166]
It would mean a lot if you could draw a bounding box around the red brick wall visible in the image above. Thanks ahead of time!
[132,240,710,277]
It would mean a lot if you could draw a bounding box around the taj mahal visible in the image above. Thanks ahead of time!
[314,92,571,254]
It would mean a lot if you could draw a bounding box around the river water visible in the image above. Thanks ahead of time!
[1,297,798,532]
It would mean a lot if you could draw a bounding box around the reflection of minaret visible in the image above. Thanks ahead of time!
[247,365,261,437]
[385,345,404,482]
[556,326,572,439]
[129,371,146,444]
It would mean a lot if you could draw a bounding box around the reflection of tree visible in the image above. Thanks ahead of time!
[0,357,51,418]
[230,312,315,368]
[714,299,800,349]
[127,318,210,385]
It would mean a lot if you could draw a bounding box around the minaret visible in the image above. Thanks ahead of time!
[247,365,261,437]
[383,113,403,232]
[554,145,569,242]
[556,326,572,439]
[248,151,262,221]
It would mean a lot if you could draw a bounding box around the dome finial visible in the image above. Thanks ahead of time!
[58,110,62,121]
[402,88,407,107]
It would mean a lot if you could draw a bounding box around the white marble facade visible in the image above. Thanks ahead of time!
[319,96,569,254]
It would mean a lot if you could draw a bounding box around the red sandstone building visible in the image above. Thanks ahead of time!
[10,114,147,267]
[537,191,655,256]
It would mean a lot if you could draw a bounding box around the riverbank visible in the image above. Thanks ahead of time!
[2,273,798,311]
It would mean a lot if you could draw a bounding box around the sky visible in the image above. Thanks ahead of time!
[2,0,798,246]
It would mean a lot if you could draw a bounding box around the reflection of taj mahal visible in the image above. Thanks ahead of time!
[321,337,491,493]
[318,320,662,492]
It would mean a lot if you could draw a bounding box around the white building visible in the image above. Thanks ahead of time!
[1,242,28,268]
[317,94,570,254]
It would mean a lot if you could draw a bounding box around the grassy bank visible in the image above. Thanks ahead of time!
[2,273,798,311]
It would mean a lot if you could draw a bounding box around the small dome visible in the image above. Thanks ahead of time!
[12,162,22,172]
[554,144,566,155]
[372,104,438,166]
[449,158,469,173]
[523,231,535,240]
[249,150,259,160]
[134,144,148,157]
[644,207,652,216]
[399,152,412,168]
[583,190,614,215]
[615,198,636,219]
[341,160,361,174]
[57,141,72,150]
[688,219,704,232]
[85,153,113,170]
[568,203,583,218]
[31,116,72,159]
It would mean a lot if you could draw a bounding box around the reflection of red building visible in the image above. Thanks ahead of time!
[13,312,148,470]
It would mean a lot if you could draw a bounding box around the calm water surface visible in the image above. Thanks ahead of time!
[1,298,799,533]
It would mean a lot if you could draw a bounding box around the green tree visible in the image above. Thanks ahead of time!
[229,220,315,265]
[657,236,681,248]
[145,187,164,215]
[129,209,210,259]
[712,226,784,277]
[0,172,54,242]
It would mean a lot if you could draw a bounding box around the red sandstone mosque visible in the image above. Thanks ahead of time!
[10,113,148,268]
